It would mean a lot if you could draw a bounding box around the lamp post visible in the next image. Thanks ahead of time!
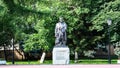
[107,19,112,64]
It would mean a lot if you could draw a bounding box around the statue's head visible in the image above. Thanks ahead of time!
[59,17,64,22]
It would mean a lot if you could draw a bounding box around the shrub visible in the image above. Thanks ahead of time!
[114,42,120,59]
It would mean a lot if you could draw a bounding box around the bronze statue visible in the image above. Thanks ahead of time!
[55,17,67,46]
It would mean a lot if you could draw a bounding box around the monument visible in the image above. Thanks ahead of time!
[52,17,70,64]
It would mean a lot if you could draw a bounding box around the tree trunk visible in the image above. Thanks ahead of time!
[40,52,46,64]
[74,51,78,63]
[3,44,7,61]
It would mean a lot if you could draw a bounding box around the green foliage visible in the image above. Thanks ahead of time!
[114,42,120,58]
[0,0,120,57]
[91,0,120,43]
[0,0,15,45]
[83,50,96,58]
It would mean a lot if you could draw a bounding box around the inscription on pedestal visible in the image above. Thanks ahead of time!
[56,50,66,60]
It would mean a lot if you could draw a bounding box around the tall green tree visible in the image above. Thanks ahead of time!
[0,0,120,60]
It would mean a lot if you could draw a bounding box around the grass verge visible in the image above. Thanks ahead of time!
[6,59,117,65]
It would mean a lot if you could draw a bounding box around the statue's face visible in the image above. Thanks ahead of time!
[59,17,64,22]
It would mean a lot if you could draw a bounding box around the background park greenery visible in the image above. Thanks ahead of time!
[0,0,120,63]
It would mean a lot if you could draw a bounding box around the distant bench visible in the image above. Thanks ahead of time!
[0,60,6,65]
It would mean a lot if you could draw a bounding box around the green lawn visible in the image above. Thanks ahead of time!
[6,59,117,65]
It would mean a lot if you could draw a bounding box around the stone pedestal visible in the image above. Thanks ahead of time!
[52,46,70,64]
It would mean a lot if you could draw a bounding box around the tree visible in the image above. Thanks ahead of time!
[0,0,16,60]
[0,0,120,61]
[91,0,120,44]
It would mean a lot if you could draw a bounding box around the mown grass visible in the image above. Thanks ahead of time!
[76,59,117,64]
[6,59,117,65]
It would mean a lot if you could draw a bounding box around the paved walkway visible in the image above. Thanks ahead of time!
[1,64,120,68]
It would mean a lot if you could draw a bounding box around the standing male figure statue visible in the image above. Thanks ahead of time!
[55,17,67,46]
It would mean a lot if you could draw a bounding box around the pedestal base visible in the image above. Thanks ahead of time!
[52,46,70,64]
